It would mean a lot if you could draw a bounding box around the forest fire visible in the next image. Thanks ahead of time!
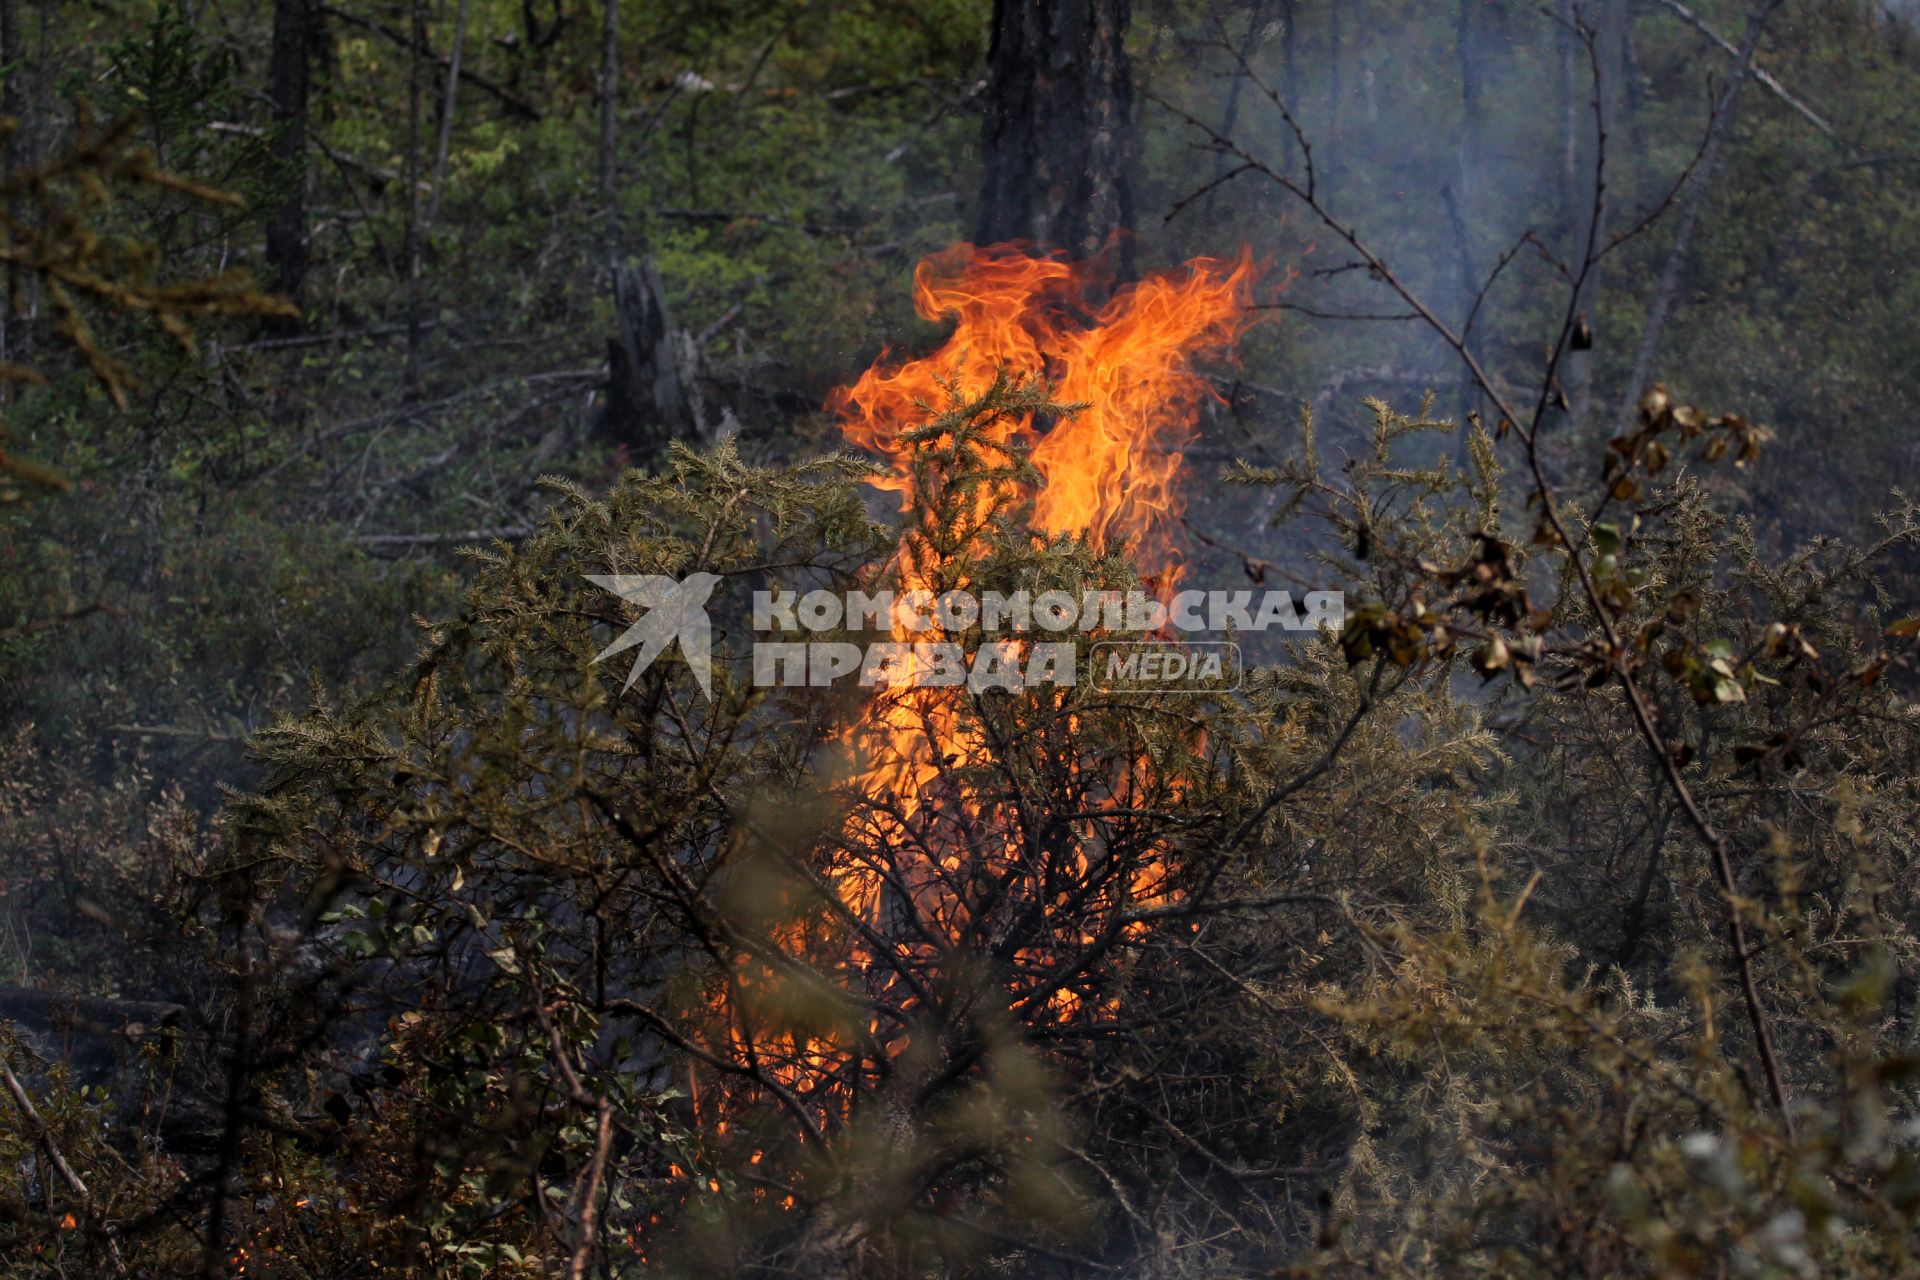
[27,0,1915,1272]
[693,243,1260,1141]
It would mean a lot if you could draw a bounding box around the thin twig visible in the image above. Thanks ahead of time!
[3,1050,129,1275]
[1160,20,1796,1127]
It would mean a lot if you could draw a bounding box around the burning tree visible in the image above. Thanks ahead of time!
[206,246,1478,1275]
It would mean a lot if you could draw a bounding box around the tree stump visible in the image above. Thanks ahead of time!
[603,257,735,464]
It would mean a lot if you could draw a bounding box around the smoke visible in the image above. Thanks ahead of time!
[1136,0,1920,568]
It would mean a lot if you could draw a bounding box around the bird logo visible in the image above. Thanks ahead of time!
[585,571,721,698]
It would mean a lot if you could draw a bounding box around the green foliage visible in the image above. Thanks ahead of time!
[0,110,290,496]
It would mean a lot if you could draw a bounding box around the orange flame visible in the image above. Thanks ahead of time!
[686,242,1257,1179]
[832,242,1257,574]
[822,240,1256,848]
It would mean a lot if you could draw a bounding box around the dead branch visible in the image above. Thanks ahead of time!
[318,5,542,121]
[0,1049,129,1276]
[349,525,533,547]
[1646,0,1841,144]
[0,601,108,643]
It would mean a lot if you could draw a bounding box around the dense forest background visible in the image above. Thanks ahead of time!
[3,0,1920,1275]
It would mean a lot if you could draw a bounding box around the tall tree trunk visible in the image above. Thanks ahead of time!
[425,0,470,230]
[1453,0,1483,429]
[2,0,47,368]
[975,0,1133,263]
[599,0,619,235]
[1457,0,1481,181]
[1555,0,1578,235]
[404,0,425,394]
[266,0,314,307]
[1,0,20,371]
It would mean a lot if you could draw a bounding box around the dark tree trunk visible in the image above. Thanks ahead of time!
[1457,0,1480,178]
[0,0,15,159]
[599,0,618,231]
[603,259,734,464]
[425,0,471,229]
[975,0,1133,263]
[266,0,314,307]
[2,0,21,369]
[1452,0,1482,430]
[1,0,41,368]
[404,0,424,394]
